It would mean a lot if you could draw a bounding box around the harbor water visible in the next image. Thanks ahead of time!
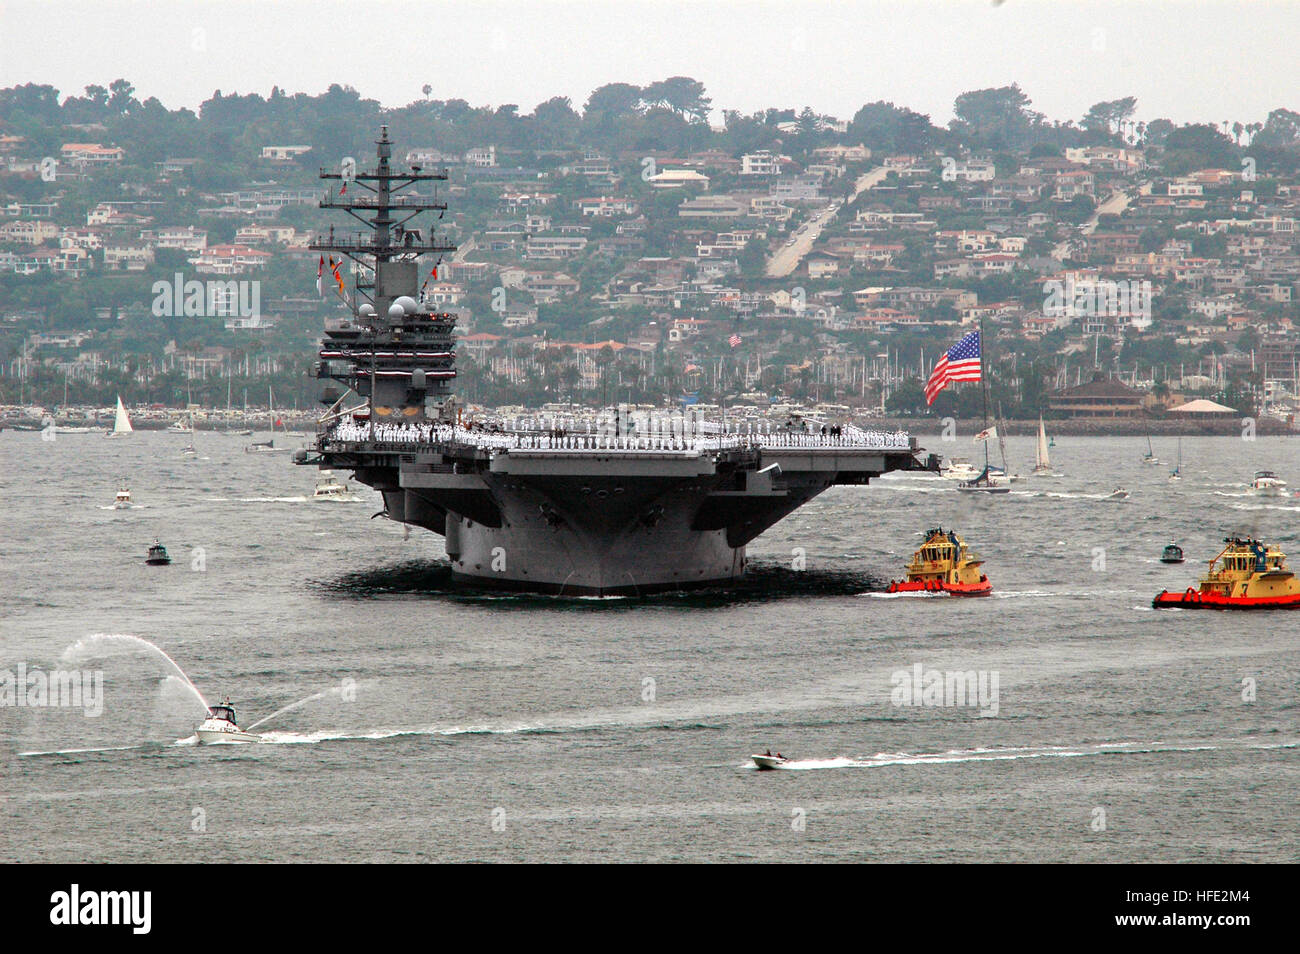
[3,431,1298,862]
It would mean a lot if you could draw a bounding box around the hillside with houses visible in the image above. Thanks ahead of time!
[3,79,1300,425]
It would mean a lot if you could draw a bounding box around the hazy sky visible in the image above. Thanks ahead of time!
[0,1,1295,127]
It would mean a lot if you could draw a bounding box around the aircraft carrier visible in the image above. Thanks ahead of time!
[297,127,938,595]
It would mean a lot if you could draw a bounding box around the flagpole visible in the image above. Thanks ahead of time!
[981,318,989,476]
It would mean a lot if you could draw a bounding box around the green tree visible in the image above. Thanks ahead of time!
[583,82,643,128]
[1081,97,1137,138]
[640,77,711,123]
[950,84,1042,150]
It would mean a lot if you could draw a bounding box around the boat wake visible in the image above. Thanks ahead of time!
[865,588,1135,600]
[1226,501,1300,513]
[207,495,312,503]
[744,738,1299,771]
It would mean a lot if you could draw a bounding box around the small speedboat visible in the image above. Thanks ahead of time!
[196,700,261,744]
[1105,487,1130,500]
[751,753,789,770]
[311,470,357,501]
[941,457,979,481]
[113,483,133,509]
[1250,470,1286,496]
[1160,542,1184,564]
[145,540,171,565]
[180,442,198,458]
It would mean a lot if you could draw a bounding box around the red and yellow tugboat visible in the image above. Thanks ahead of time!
[1153,537,1300,609]
[886,528,992,596]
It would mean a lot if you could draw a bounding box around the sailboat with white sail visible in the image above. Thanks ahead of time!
[1032,416,1054,475]
[105,396,133,439]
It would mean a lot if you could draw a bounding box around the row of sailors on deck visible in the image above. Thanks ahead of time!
[328,420,452,443]
[326,418,908,449]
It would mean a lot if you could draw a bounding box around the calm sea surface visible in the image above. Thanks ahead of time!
[3,429,1298,862]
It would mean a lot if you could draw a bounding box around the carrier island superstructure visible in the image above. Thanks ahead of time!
[297,128,937,595]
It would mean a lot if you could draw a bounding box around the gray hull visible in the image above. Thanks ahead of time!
[443,500,745,595]
[360,441,924,596]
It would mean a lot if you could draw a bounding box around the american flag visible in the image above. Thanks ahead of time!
[728,333,742,348]
[925,330,981,405]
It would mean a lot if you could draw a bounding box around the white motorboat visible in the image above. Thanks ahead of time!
[112,482,133,509]
[751,753,789,770]
[195,701,261,744]
[1250,470,1287,496]
[166,419,193,433]
[312,470,357,501]
[941,457,980,481]
[1106,487,1130,500]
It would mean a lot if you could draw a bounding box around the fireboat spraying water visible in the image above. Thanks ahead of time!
[195,698,262,744]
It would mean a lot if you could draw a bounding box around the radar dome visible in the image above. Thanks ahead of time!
[358,303,376,317]
[393,295,418,314]
[387,303,405,318]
